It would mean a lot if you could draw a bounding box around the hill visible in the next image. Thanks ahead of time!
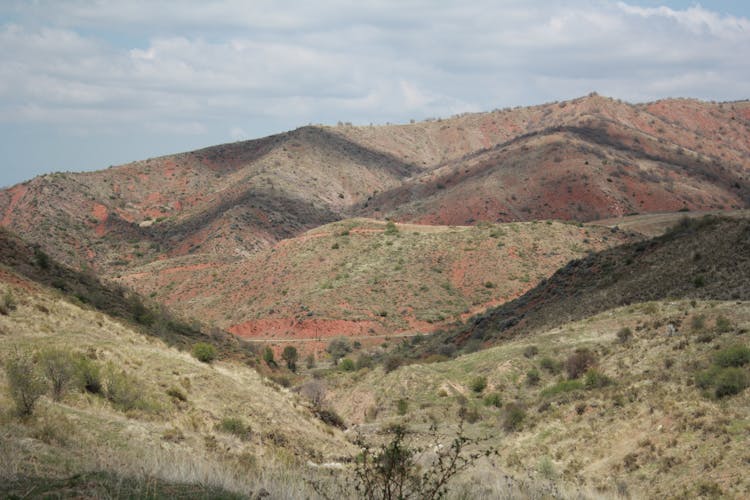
[428,215,750,352]
[112,218,636,353]
[0,226,248,358]
[0,261,356,498]
[326,298,750,498]
[1,95,747,278]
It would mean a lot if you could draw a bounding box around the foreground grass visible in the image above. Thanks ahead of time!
[328,299,750,499]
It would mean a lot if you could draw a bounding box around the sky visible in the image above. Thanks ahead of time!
[1,1,749,187]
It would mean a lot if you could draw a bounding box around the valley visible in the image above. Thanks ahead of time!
[1,94,749,498]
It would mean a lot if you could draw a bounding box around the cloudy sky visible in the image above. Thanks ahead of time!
[1,1,748,187]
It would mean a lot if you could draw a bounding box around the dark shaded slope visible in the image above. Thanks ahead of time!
[427,216,750,351]
[0,227,250,359]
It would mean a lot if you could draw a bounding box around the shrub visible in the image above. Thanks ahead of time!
[5,353,47,417]
[483,393,502,408]
[192,342,217,363]
[383,355,403,373]
[539,356,561,374]
[713,345,750,368]
[33,248,50,269]
[216,417,252,440]
[713,368,748,398]
[384,221,398,235]
[326,337,352,363]
[566,348,596,379]
[540,379,584,397]
[355,353,373,370]
[316,408,346,429]
[691,314,706,332]
[503,403,526,432]
[300,379,326,409]
[281,346,298,371]
[523,345,539,358]
[715,315,733,333]
[525,369,540,386]
[458,405,480,423]
[104,366,144,411]
[339,358,355,372]
[305,353,316,369]
[584,368,613,389]
[311,422,491,499]
[38,348,75,401]
[469,376,487,393]
[166,387,187,402]
[263,346,276,366]
[75,357,102,394]
[0,291,17,315]
[616,327,633,343]
[696,366,749,398]
[396,398,408,415]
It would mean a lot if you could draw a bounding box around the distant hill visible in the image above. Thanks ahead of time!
[1,94,747,276]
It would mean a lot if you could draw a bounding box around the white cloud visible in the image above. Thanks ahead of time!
[0,1,748,184]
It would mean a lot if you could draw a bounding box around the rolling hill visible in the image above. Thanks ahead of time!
[112,218,636,352]
[424,214,750,353]
[1,94,747,278]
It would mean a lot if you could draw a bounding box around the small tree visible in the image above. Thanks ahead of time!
[38,348,75,401]
[192,342,217,363]
[6,353,47,417]
[310,420,494,499]
[326,337,352,364]
[469,376,487,393]
[281,346,299,371]
[305,353,316,369]
[566,348,596,379]
[263,346,276,366]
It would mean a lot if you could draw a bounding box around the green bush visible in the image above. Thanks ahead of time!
[5,353,47,417]
[469,376,487,393]
[715,315,733,333]
[0,291,17,315]
[696,366,749,398]
[713,345,750,368]
[104,365,145,412]
[539,356,561,374]
[339,358,356,372]
[540,379,584,397]
[503,403,526,432]
[483,392,502,408]
[523,345,539,358]
[384,221,398,235]
[355,353,373,370]
[75,357,102,394]
[216,417,252,440]
[584,368,613,389]
[525,369,540,386]
[263,346,275,366]
[305,353,316,369]
[616,327,632,343]
[281,346,298,371]
[38,348,75,401]
[396,398,408,415]
[714,368,748,398]
[192,342,217,363]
